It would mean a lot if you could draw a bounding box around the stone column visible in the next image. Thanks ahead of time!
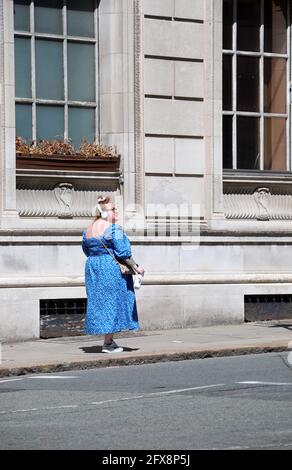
[0,0,18,226]
[99,0,144,231]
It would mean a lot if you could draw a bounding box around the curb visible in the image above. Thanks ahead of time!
[0,343,289,378]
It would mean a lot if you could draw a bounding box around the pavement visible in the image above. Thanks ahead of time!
[1,321,292,378]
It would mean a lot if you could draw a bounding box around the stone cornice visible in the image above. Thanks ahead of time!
[1,272,292,288]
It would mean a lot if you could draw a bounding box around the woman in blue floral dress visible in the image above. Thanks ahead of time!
[82,196,145,353]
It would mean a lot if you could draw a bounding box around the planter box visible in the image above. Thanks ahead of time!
[16,154,121,172]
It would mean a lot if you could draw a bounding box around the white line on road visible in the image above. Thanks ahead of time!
[91,383,226,406]
[0,383,225,416]
[4,381,291,416]
[237,381,292,386]
[27,376,78,380]
[0,405,79,415]
[0,378,23,384]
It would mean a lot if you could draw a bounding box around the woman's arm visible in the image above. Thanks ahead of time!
[108,225,145,274]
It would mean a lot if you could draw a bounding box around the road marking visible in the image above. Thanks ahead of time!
[0,378,23,384]
[0,405,79,415]
[0,383,225,415]
[4,381,292,416]
[237,381,292,386]
[27,376,78,380]
[91,383,225,406]
[213,442,292,450]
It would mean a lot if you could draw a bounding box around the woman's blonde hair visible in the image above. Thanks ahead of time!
[92,195,111,218]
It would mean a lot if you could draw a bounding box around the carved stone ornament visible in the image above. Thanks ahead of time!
[224,187,292,220]
[254,187,271,221]
[54,183,74,218]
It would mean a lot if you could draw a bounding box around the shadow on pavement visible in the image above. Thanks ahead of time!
[79,346,140,354]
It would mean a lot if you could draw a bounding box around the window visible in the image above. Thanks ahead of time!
[14,0,98,148]
[223,0,289,171]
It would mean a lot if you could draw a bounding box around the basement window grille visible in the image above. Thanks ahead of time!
[245,294,292,322]
[40,298,87,338]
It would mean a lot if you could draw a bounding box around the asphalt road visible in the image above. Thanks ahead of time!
[0,352,292,450]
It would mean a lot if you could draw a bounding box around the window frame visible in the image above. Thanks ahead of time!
[223,0,291,173]
[14,0,100,144]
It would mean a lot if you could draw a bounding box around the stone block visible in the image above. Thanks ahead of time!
[99,13,124,56]
[100,93,125,134]
[174,61,204,98]
[0,296,39,342]
[99,0,124,14]
[143,0,174,17]
[175,138,205,175]
[174,0,205,21]
[145,99,204,136]
[145,176,204,216]
[145,137,174,174]
[100,54,127,95]
[144,19,205,60]
[144,59,173,96]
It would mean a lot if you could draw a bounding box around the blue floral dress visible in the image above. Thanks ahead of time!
[82,224,139,335]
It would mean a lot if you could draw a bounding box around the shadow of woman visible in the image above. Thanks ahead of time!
[79,346,140,354]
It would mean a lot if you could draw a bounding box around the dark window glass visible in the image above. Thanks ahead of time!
[223,55,232,111]
[15,37,31,98]
[237,117,260,170]
[35,39,64,100]
[223,0,233,50]
[36,105,64,141]
[237,0,260,51]
[69,107,95,148]
[14,0,30,32]
[237,56,259,112]
[68,43,95,102]
[67,0,95,37]
[264,58,286,114]
[34,0,63,35]
[265,0,287,54]
[16,104,32,141]
[264,118,286,170]
[223,116,233,169]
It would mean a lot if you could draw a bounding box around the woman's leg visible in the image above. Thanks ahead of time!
[104,333,113,345]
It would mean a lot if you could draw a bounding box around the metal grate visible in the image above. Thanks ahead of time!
[40,299,87,338]
[245,295,292,322]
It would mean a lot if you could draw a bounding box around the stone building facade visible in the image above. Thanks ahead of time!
[1,0,292,341]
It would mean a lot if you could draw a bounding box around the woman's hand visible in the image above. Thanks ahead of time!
[135,265,145,276]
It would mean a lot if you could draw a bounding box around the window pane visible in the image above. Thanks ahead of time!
[264,118,286,171]
[237,117,260,170]
[68,43,95,102]
[15,38,31,98]
[16,104,32,142]
[223,0,233,50]
[34,0,63,35]
[36,105,64,141]
[237,56,259,112]
[264,0,287,54]
[223,55,232,111]
[237,0,260,51]
[14,0,30,32]
[223,115,233,169]
[264,58,286,114]
[67,0,95,38]
[35,40,63,100]
[69,107,95,148]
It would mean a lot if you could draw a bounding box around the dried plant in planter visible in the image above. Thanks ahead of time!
[34,139,76,156]
[16,137,118,159]
[79,140,118,159]
[16,136,31,155]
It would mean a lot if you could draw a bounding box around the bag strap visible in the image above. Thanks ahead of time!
[98,236,136,275]
[98,236,120,266]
